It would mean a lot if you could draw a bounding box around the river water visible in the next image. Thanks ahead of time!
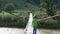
[0,27,60,34]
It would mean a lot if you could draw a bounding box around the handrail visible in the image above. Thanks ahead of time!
[4,11,60,21]
[38,14,60,21]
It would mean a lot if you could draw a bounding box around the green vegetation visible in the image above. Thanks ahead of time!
[0,0,60,29]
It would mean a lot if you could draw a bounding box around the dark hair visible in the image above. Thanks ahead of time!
[34,16,37,19]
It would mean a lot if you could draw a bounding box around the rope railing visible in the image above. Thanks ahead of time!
[38,14,60,21]
[4,11,60,21]
[4,11,28,18]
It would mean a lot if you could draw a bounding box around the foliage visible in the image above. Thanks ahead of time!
[0,0,60,29]
[4,3,15,13]
[40,0,57,16]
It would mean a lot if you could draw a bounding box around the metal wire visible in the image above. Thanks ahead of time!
[38,14,60,21]
[4,11,60,21]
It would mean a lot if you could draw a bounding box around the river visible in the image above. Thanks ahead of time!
[0,27,60,34]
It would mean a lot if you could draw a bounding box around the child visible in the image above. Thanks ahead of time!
[33,16,38,34]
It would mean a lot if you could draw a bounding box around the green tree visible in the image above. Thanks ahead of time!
[4,3,15,13]
[40,0,56,16]
[0,0,4,12]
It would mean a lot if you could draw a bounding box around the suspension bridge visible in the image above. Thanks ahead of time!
[1,12,60,34]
